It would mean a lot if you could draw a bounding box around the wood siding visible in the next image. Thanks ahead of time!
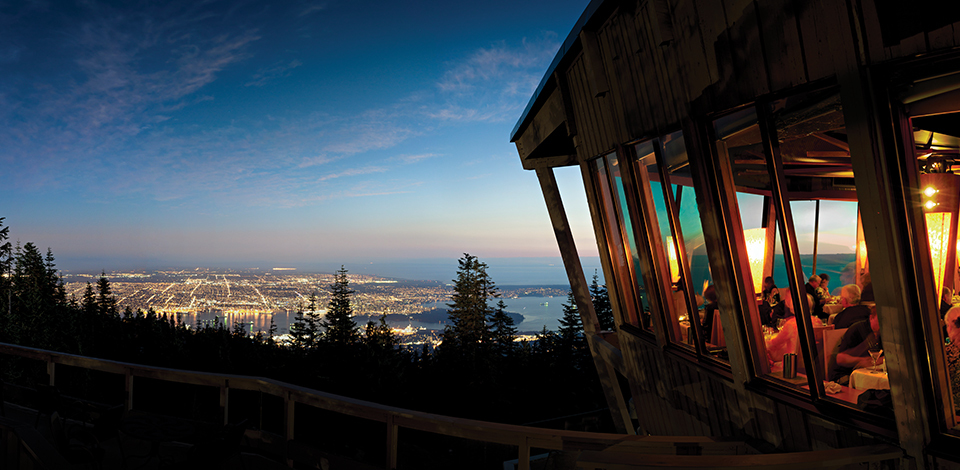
[518,0,960,164]
[622,332,886,452]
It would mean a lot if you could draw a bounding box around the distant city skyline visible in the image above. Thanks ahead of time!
[54,256,605,286]
[1,0,598,271]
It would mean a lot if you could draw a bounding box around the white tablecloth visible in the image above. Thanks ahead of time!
[849,367,889,390]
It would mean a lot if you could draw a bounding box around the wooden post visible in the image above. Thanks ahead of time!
[536,166,634,434]
[125,371,134,411]
[518,436,531,470]
[46,360,54,387]
[220,380,229,425]
[285,393,295,468]
[385,413,398,469]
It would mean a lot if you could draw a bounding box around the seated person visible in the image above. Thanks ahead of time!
[832,284,870,329]
[700,285,719,341]
[942,287,953,340]
[765,312,798,369]
[828,310,882,385]
[945,307,960,414]
[818,273,833,302]
[765,294,815,370]
[860,272,874,302]
[759,276,784,328]
[805,275,826,321]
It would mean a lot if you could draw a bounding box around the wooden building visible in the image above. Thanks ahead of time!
[511,0,960,465]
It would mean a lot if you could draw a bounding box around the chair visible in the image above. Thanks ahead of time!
[34,384,63,428]
[173,419,249,469]
[50,411,105,469]
[823,328,848,382]
[92,403,125,442]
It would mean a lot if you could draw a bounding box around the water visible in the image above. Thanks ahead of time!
[159,296,567,335]
[421,296,565,333]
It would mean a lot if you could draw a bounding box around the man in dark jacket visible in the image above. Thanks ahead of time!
[805,275,825,321]
[833,284,870,329]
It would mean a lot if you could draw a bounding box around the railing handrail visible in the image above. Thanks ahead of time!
[0,342,904,470]
[0,341,674,446]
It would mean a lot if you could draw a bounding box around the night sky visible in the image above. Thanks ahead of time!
[0,0,599,277]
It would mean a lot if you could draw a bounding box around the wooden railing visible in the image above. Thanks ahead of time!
[0,342,904,469]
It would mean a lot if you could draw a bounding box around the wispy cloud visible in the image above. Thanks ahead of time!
[1,4,561,209]
[246,59,303,87]
[429,34,559,123]
[298,3,325,17]
[395,153,440,164]
[321,111,418,155]
[317,166,388,182]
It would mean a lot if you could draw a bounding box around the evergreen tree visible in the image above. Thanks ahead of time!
[96,272,119,318]
[266,317,278,345]
[488,299,517,357]
[45,249,67,305]
[558,290,586,368]
[590,271,615,331]
[289,302,309,350]
[323,266,358,345]
[303,293,323,348]
[0,218,11,323]
[558,290,583,341]
[11,242,62,347]
[441,253,497,354]
[364,315,396,353]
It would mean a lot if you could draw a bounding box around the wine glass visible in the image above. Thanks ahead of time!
[868,346,883,370]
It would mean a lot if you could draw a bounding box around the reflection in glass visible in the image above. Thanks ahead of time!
[664,131,723,359]
[606,152,653,329]
[635,140,686,343]
[714,106,812,386]
[592,157,640,328]
[910,109,960,430]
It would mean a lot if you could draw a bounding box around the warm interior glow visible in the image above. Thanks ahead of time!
[924,186,938,198]
[666,236,681,284]
[743,228,767,294]
[927,212,953,294]
[858,240,868,272]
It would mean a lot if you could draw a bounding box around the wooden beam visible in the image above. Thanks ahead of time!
[536,166,633,434]
[221,380,229,425]
[576,443,902,469]
[515,89,569,161]
[520,153,579,171]
[386,414,398,469]
[579,29,611,98]
[554,70,578,138]
[841,68,934,463]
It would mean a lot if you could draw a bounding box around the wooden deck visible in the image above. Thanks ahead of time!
[0,341,906,469]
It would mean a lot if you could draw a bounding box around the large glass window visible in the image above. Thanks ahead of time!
[904,84,960,432]
[635,141,682,339]
[591,154,648,329]
[766,90,883,410]
[631,133,725,360]
[714,107,811,389]
[713,95,886,414]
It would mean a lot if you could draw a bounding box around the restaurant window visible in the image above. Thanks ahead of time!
[634,140,683,338]
[664,131,725,361]
[590,153,649,329]
[902,74,960,432]
[713,106,813,389]
[767,89,889,411]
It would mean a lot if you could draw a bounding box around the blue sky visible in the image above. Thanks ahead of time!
[1,0,598,279]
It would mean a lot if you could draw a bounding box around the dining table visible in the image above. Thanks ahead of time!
[849,366,889,390]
